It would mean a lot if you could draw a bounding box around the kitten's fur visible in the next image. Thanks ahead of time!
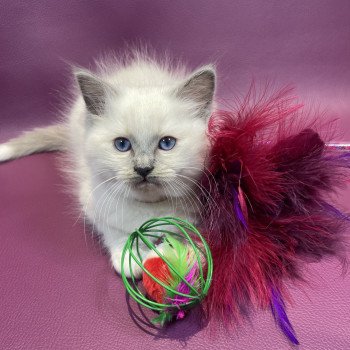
[0,53,216,277]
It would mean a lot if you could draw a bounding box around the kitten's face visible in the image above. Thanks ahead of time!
[78,66,215,202]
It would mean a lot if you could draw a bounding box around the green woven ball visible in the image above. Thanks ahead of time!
[121,217,213,324]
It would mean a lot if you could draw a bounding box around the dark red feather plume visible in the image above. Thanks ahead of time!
[199,87,350,341]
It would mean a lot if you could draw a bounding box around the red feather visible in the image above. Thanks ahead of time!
[200,86,350,326]
[143,257,171,304]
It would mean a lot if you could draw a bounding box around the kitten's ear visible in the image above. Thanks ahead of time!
[74,69,112,116]
[176,66,216,115]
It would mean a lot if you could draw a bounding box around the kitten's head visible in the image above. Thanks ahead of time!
[75,63,215,202]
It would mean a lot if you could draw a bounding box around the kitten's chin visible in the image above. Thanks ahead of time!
[129,181,167,203]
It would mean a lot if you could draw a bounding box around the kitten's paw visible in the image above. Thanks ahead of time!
[0,144,14,162]
[111,248,143,279]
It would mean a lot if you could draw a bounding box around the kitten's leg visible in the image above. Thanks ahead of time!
[109,238,150,279]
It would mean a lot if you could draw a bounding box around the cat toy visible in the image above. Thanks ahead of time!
[121,217,213,326]
[200,87,350,344]
[121,87,350,344]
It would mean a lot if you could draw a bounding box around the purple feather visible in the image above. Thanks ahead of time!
[232,188,248,229]
[270,286,299,345]
[321,201,350,221]
[169,262,199,319]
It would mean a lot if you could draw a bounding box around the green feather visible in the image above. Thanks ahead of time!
[162,235,190,297]
[152,311,173,326]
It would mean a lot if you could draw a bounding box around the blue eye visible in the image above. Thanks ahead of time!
[158,136,176,151]
[114,137,131,152]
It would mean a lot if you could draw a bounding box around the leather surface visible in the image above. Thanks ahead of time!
[0,1,350,349]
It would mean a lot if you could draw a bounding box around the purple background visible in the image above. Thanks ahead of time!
[1,1,350,349]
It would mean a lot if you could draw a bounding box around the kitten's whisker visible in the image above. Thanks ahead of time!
[102,180,129,242]
[175,173,218,211]
[96,182,119,229]
[120,184,131,236]
[168,181,192,222]
[173,178,205,225]
[174,177,202,220]
[81,175,119,244]
[81,175,118,212]
[178,165,218,198]
[73,169,113,227]
[176,181,204,220]
[175,173,226,230]
[94,181,121,239]
[102,182,125,241]
[169,182,184,215]
[161,183,176,215]
[179,164,219,198]
[179,164,216,182]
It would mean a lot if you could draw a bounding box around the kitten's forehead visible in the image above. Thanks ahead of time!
[108,89,186,137]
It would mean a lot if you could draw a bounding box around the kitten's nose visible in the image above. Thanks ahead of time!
[134,166,154,178]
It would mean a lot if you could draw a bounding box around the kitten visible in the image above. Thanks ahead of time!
[0,53,216,277]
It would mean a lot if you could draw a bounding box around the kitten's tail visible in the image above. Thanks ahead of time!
[0,124,68,162]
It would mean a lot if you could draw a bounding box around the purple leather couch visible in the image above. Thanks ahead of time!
[1,1,350,349]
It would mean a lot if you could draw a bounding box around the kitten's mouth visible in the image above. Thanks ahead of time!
[132,177,160,189]
[129,177,167,203]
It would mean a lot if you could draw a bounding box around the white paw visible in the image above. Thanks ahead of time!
[143,243,165,261]
[0,144,13,162]
[111,248,143,279]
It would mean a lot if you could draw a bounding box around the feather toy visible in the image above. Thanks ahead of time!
[199,87,350,343]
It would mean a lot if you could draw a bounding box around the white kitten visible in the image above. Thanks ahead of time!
[0,53,216,277]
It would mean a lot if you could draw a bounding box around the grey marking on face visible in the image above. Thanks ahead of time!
[133,151,155,170]
[130,137,158,170]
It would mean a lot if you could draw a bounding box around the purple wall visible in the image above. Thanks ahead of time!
[1,0,349,141]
